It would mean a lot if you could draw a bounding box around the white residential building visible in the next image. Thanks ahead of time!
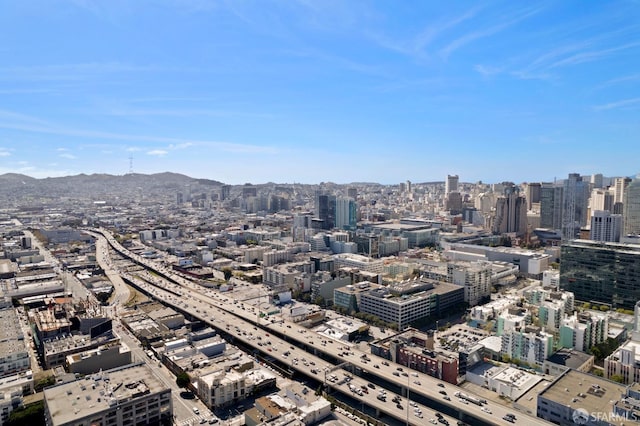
[500,328,554,366]
[332,253,384,274]
[448,261,492,306]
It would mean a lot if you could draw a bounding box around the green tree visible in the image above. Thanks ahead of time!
[34,374,55,392]
[7,401,45,426]
[222,267,233,281]
[176,372,191,389]
[611,374,625,383]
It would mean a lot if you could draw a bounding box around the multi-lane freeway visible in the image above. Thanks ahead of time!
[93,227,549,426]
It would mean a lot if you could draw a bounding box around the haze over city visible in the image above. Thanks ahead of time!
[1,1,639,183]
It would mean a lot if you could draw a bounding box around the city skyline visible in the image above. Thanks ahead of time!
[1,1,639,184]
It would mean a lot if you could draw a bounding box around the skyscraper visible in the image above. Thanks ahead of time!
[591,173,604,189]
[540,183,563,230]
[445,174,459,196]
[614,177,632,204]
[526,182,541,210]
[623,178,640,236]
[590,188,614,213]
[492,185,527,235]
[561,173,589,239]
[335,197,357,230]
[315,192,335,230]
[590,210,622,242]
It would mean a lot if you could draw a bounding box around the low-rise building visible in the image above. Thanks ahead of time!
[359,280,464,329]
[466,363,544,401]
[537,369,627,426]
[333,281,380,313]
[197,367,276,409]
[543,348,594,376]
[66,342,132,375]
[0,308,30,379]
[44,363,172,426]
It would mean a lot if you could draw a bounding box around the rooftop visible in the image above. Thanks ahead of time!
[44,363,169,426]
[546,349,594,370]
[538,370,626,424]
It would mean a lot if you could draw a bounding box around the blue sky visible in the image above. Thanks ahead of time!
[1,1,639,184]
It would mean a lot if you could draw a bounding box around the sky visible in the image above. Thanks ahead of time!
[1,1,639,185]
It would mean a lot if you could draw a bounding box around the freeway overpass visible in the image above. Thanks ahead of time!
[92,228,550,426]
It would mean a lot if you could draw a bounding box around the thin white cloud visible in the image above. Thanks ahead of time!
[59,153,77,159]
[474,64,502,76]
[147,150,168,156]
[593,97,640,111]
[366,5,483,60]
[548,41,640,70]
[0,121,276,154]
[0,150,10,157]
[439,6,543,58]
[57,147,68,152]
[593,73,640,91]
[513,26,640,80]
[168,143,193,150]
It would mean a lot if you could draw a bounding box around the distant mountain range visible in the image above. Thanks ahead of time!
[0,172,224,204]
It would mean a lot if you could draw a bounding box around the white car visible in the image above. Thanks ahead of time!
[481,407,492,414]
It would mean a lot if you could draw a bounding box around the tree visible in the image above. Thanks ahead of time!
[176,372,191,389]
[7,401,45,426]
[611,374,625,383]
[222,267,233,281]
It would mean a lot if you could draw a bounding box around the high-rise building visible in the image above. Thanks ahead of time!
[242,184,257,198]
[540,183,563,230]
[315,192,335,230]
[560,240,640,309]
[334,197,357,230]
[590,210,622,242]
[561,173,589,239]
[623,178,640,236]
[590,188,614,213]
[492,185,527,235]
[526,182,541,210]
[406,180,412,194]
[614,177,632,204]
[347,187,357,199]
[445,174,459,196]
[445,192,463,213]
[591,173,604,189]
[220,185,231,201]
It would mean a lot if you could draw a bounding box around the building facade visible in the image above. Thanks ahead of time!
[590,210,622,242]
[623,178,640,236]
[560,240,640,309]
[44,364,172,426]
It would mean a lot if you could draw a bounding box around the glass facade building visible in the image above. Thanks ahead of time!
[560,240,640,309]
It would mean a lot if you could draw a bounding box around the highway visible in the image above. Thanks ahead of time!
[92,233,215,425]
[93,227,549,426]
